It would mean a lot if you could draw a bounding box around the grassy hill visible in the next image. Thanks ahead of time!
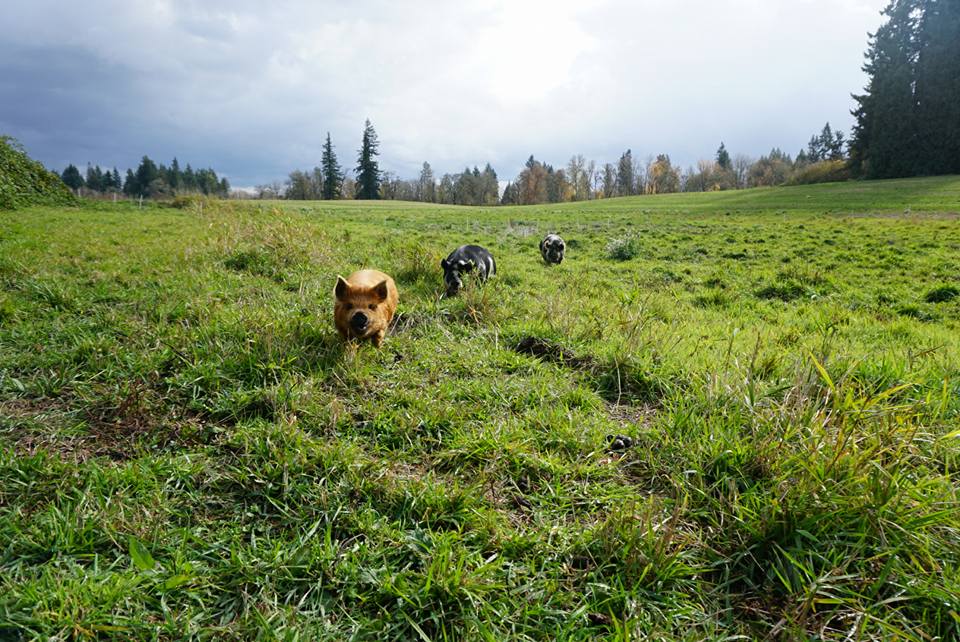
[1,177,959,639]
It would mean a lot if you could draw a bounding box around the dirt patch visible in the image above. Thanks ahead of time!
[514,335,668,407]
[604,401,655,428]
[2,395,208,463]
[390,310,434,335]
[513,335,596,369]
[480,475,535,527]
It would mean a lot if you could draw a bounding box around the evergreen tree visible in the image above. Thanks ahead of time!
[101,166,117,191]
[500,181,518,205]
[417,161,435,202]
[355,119,381,199]
[807,134,825,163]
[915,0,960,174]
[828,127,846,160]
[85,164,100,192]
[169,157,181,191]
[716,142,732,170]
[183,164,196,191]
[123,169,137,196]
[61,164,84,191]
[480,163,498,205]
[134,156,160,195]
[850,0,928,178]
[454,167,479,205]
[321,132,343,200]
[616,149,635,196]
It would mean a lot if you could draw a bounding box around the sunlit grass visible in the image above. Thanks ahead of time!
[1,176,959,639]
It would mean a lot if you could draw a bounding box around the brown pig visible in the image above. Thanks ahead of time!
[333,270,399,347]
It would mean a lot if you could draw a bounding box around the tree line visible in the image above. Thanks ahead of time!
[497,126,852,205]
[61,156,230,198]
[277,120,854,205]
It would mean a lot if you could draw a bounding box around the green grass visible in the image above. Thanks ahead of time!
[1,177,959,640]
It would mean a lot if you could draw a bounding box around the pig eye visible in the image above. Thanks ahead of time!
[368,303,377,310]
[344,303,353,310]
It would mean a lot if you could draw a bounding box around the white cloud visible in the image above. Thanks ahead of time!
[1,0,887,184]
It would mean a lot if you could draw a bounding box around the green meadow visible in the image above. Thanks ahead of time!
[1,177,959,640]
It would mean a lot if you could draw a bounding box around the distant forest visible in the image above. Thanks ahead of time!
[60,156,229,198]
[273,122,852,205]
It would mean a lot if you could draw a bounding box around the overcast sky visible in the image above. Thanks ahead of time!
[1,0,887,188]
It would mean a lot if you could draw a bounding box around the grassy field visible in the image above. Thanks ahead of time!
[1,177,959,640]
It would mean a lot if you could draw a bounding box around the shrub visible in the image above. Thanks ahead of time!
[170,194,215,210]
[787,160,852,186]
[392,240,437,286]
[606,237,643,261]
[0,136,75,210]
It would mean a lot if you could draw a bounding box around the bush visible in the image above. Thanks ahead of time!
[606,237,643,261]
[787,160,852,186]
[0,136,75,210]
[170,194,215,210]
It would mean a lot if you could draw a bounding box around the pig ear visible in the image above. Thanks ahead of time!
[334,275,350,300]
[372,280,389,302]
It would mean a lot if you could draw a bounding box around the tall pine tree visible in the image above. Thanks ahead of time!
[134,156,160,195]
[355,119,381,199]
[915,0,960,174]
[851,0,959,178]
[417,162,435,202]
[616,149,634,196]
[123,169,137,196]
[716,143,732,170]
[169,157,181,191]
[321,132,343,200]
